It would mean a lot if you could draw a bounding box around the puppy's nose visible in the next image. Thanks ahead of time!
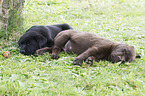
[20,50,25,54]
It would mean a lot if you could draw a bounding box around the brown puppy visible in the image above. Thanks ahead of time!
[50,30,140,65]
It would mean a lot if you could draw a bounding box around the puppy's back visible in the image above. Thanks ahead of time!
[59,30,115,54]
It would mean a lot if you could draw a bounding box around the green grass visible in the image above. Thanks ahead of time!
[0,0,145,95]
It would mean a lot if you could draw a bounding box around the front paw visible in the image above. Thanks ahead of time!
[35,49,45,56]
[51,53,60,59]
[34,47,52,56]
[85,57,93,66]
[73,58,83,65]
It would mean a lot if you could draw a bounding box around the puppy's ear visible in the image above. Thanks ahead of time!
[129,46,141,58]
[136,54,141,58]
[35,35,47,47]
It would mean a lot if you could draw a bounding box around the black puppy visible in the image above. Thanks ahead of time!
[18,23,73,55]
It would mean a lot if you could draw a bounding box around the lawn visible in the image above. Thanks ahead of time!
[0,0,145,95]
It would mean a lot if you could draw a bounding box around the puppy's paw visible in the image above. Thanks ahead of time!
[35,50,45,56]
[34,47,52,56]
[51,53,60,59]
[73,58,83,65]
[85,57,93,66]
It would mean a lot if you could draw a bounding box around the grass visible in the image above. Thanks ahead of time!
[0,0,145,95]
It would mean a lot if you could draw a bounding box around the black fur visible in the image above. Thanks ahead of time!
[18,23,73,55]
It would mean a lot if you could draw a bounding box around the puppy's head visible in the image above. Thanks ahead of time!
[18,32,48,55]
[108,44,139,63]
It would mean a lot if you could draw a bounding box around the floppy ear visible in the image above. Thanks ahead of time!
[130,46,141,58]
[35,35,47,48]
[136,54,141,58]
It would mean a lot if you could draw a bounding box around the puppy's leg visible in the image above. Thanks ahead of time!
[34,47,52,56]
[73,47,98,65]
[51,32,71,59]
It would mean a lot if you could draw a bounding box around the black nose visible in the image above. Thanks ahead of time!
[20,50,26,54]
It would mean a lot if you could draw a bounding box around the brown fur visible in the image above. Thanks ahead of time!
[50,30,140,65]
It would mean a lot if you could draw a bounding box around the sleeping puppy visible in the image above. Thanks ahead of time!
[50,30,140,65]
[18,23,73,55]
